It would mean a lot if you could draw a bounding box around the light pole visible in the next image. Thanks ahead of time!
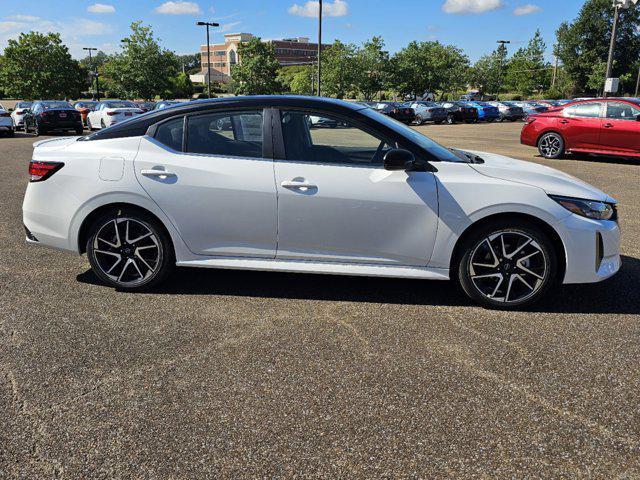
[317,0,323,96]
[604,0,638,97]
[83,47,100,100]
[196,21,220,98]
[496,40,510,100]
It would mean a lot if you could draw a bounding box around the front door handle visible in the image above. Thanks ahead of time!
[603,123,614,128]
[140,168,176,179]
[559,119,570,124]
[281,180,317,190]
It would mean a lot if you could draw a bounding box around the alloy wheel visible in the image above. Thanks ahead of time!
[91,217,163,287]
[468,230,548,304]
[539,134,562,158]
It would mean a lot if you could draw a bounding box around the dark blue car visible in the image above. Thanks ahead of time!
[461,101,500,122]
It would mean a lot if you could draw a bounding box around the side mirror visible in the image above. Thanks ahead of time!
[384,148,415,171]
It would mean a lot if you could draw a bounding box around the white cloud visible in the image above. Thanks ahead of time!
[218,21,242,33]
[155,1,202,15]
[87,3,116,14]
[513,4,541,15]
[442,0,504,14]
[6,14,40,22]
[288,0,348,18]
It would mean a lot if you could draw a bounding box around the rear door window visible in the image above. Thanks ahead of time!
[186,111,263,158]
[565,103,602,118]
[605,102,640,120]
[154,117,184,151]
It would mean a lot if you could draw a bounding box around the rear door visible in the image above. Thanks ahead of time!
[599,101,640,154]
[134,109,278,257]
[558,102,603,150]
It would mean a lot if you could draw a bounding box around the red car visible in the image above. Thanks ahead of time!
[521,98,640,159]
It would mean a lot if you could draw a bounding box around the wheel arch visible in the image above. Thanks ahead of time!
[77,202,175,256]
[450,212,566,283]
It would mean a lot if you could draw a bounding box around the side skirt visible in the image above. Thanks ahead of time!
[176,257,450,280]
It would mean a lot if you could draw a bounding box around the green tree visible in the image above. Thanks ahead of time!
[176,53,201,74]
[277,65,313,95]
[556,0,640,95]
[390,41,469,99]
[102,21,180,99]
[468,42,508,96]
[0,31,85,99]
[353,37,389,100]
[167,72,195,99]
[505,30,550,97]
[321,40,358,98]
[232,37,282,95]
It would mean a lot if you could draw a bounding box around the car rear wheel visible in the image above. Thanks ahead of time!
[538,132,564,159]
[415,114,424,125]
[100,119,106,129]
[446,114,455,125]
[86,210,174,291]
[456,220,557,309]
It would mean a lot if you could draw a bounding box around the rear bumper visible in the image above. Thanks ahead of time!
[557,215,621,284]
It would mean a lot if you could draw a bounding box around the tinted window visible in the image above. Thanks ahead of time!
[154,117,184,151]
[186,111,263,158]
[605,102,640,120]
[42,102,71,110]
[565,103,601,118]
[280,110,393,166]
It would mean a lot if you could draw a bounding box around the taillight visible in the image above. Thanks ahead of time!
[107,111,117,116]
[525,117,536,125]
[16,109,25,115]
[29,161,64,182]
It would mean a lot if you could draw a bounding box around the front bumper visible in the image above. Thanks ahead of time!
[556,214,621,284]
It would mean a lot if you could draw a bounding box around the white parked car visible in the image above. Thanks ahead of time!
[87,100,144,130]
[10,101,33,128]
[0,103,15,136]
[23,96,621,308]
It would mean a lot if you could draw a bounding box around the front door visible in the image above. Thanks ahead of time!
[273,109,439,266]
[135,110,278,258]
[599,101,640,154]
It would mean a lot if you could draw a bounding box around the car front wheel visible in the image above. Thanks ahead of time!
[86,210,174,291]
[538,132,564,159]
[456,220,557,309]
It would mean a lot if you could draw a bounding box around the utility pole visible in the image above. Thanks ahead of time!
[83,47,100,100]
[317,0,322,96]
[551,44,559,88]
[604,0,639,96]
[635,64,640,96]
[196,21,220,98]
[496,40,510,100]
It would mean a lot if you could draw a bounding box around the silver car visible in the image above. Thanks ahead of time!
[486,101,526,122]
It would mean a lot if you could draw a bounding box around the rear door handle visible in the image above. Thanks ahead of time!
[281,180,317,190]
[140,168,176,178]
[603,123,614,128]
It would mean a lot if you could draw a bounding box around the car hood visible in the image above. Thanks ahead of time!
[464,150,616,203]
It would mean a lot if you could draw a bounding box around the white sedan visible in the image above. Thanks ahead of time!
[10,101,33,128]
[87,100,144,130]
[0,103,15,136]
[22,96,621,308]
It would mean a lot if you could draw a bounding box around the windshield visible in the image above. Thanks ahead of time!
[42,102,71,110]
[359,107,471,163]
[105,101,137,108]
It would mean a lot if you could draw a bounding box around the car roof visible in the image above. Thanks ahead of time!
[85,95,369,141]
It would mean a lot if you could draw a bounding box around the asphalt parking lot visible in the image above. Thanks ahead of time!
[1,122,639,478]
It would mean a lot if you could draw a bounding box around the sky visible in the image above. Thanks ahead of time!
[0,0,588,61]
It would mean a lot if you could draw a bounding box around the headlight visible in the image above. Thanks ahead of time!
[550,195,616,221]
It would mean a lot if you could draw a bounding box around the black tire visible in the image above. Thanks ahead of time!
[33,122,41,136]
[7,129,14,137]
[100,119,106,129]
[486,117,495,123]
[537,132,564,159]
[455,219,558,309]
[434,120,443,125]
[446,114,455,125]
[86,209,175,291]
[415,114,424,125]
[75,127,84,135]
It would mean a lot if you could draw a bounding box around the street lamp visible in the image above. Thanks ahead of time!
[496,40,510,100]
[83,47,100,100]
[317,0,323,96]
[604,0,639,97]
[196,21,220,98]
